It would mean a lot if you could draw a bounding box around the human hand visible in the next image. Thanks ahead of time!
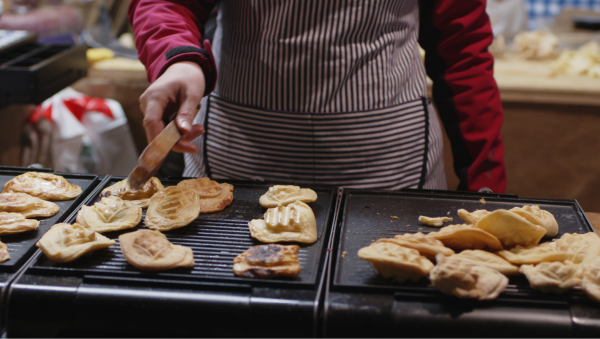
[139,61,206,153]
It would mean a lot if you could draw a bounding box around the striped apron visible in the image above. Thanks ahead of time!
[184,0,447,190]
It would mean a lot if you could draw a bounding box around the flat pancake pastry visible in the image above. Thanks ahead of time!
[475,209,546,248]
[0,192,59,218]
[3,172,81,201]
[176,177,234,213]
[450,250,520,275]
[457,209,491,225]
[101,177,164,209]
[145,186,201,232]
[0,212,39,235]
[418,216,453,227]
[582,257,600,302]
[248,201,317,244]
[76,196,142,233]
[520,260,582,294]
[36,223,115,262]
[233,244,301,278]
[0,240,9,263]
[119,230,194,271]
[430,254,509,300]
[259,185,317,208]
[509,205,559,237]
[496,242,568,265]
[555,232,600,264]
[427,224,503,252]
[375,232,454,260]
[357,241,433,282]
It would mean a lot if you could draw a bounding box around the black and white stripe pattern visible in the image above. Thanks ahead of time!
[201,96,428,189]
[183,0,447,189]
[217,0,427,113]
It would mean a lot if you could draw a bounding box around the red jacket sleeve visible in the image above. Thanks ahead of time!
[419,0,507,193]
[128,0,217,94]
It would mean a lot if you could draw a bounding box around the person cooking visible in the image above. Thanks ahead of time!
[128,0,506,193]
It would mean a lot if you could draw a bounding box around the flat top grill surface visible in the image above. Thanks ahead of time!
[334,190,593,301]
[31,178,335,288]
[0,170,97,271]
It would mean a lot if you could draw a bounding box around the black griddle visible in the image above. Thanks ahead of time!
[0,167,100,336]
[324,189,600,337]
[7,177,337,337]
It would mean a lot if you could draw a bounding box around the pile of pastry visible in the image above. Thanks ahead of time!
[233,185,318,279]
[0,172,83,263]
[36,177,234,271]
[358,205,600,302]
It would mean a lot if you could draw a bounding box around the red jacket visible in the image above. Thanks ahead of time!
[128,0,507,193]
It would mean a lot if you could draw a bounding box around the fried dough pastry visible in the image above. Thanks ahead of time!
[496,243,568,265]
[119,230,194,271]
[0,192,59,218]
[582,257,600,302]
[145,186,201,232]
[430,254,509,300]
[509,205,559,237]
[176,177,234,213]
[427,224,503,252]
[520,260,582,294]
[375,233,454,261]
[233,244,301,278]
[475,210,547,248]
[0,212,39,235]
[357,241,433,282]
[76,196,142,233]
[555,232,600,264]
[3,172,81,201]
[450,250,520,275]
[0,240,9,263]
[248,201,317,244]
[101,177,164,208]
[259,185,317,208]
[418,216,453,227]
[36,223,115,262]
[457,209,491,225]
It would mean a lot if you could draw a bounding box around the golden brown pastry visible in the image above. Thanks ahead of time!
[259,185,317,208]
[233,244,301,278]
[496,242,568,265]
[36,223,115,262]
[427,224,503,252]
[429,254,509,300]
[457,209,491,225]
[144,186,201,232]
[520,261,582,294]
[0,240,9,263]
[509,205,559,237]
[450,250,520,275]
[376,232,454,261]
[582,257,600,302]
[76,196,142,233]
[0,192,59,218]
[555,232,600,264]
[357,241,433,282]
[119,229,194,271]
[475,209,546,248]
[176,177,234,213]
[0,212,39,235]
[100,177,164,208]
[418,216,453,227]
[3,172,81,201]
[248,201,317,244]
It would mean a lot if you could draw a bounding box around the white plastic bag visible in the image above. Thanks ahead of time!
[486,0,529,40]
[29,87,138,175]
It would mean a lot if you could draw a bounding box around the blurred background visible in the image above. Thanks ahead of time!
[0,0,600,213]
